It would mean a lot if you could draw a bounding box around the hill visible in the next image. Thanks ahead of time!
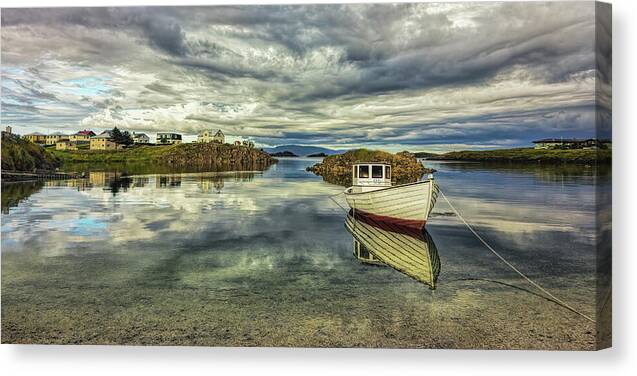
[306,149,435,186]
[427,147,611,163]
[414,151,441,159]
[1,133,61,171]
[52,143,276,172]
[263,145,341,157]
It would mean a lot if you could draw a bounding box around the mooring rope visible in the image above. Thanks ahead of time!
[326,187,594,323]
[329,191,349,213]
[439,190,595,323]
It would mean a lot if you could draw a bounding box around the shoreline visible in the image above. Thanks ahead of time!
[50,143,276,173]
[1,170,81,183]
[419,147,611,164]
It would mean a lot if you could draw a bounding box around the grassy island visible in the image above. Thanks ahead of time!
[307,149,434,186]
[424,147,611,164]
[269,151,299,157]
[51,142,276,173]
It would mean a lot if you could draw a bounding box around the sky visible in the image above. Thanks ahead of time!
[1,2,612,152]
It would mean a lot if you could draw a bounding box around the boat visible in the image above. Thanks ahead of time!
[344,162,439,230]
[345,210,440,289]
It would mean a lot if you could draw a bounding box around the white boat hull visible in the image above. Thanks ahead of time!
[344,179,439,229]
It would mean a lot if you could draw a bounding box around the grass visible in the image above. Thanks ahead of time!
[50,142,275,174]
[308,149,430,186]
[336,148,396,163]
[50,144,179,164]
[1,134,61,171]
[428,147,611,163]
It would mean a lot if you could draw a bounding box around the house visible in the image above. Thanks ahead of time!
[533,138,579,149]
[533,138,612,150]
[56,140,77,150]
[56,140,87,150]
[45,132,69,145]
[157,132,182,145]
[90,134,122,150]
[3,126,12,135]
[70,130,96,142]
[98,130,113,138]
[132,132,150,144]
[24,132,47,144]
[197,129,224,144]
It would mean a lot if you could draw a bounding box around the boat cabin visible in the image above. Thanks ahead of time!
[353,239,385,265]
[351,162,392,193]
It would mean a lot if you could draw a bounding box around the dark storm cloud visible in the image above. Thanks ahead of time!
[177,58,288,81]
[139,19,187,56]
[1,2,610,150]
[4,4,595,96]
[1,7,188,56]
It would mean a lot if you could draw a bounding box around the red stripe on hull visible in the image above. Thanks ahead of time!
[348,209,426,239]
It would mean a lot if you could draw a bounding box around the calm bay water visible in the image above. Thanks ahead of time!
[0,158,611,349]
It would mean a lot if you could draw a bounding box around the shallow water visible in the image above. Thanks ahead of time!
[1,158,611,349]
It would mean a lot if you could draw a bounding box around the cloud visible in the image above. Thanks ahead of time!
[0,3,610,151]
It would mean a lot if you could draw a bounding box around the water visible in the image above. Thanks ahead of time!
[1,158,611,349]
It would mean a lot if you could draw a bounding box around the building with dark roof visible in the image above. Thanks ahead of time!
[532,138,612,150]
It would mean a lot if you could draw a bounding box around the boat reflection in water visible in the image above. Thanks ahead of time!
[345,210,440,289]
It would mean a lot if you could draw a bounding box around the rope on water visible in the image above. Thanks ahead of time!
[328,191,349,213]
[439,190,595,323]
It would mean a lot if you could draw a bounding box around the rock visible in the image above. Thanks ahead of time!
[306,149,436,186]
[155,142,276,171]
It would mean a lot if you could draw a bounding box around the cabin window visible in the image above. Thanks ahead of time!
[359,165,370,178]
[353,166,358,178]
[372,165,383,178]
[385,166,391,179]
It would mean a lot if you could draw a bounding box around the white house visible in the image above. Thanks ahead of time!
[99,130,113,138]
[132,132,150,144]
[157,132,182,145]
[197,129,225,144]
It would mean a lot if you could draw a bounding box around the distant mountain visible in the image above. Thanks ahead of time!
[263,145,342,157]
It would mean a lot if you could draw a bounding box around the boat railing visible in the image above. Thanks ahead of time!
[351,160,392,165]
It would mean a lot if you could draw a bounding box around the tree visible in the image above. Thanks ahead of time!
[120,130,133,146]
[111,127,123,142]
[111,127,133,146]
